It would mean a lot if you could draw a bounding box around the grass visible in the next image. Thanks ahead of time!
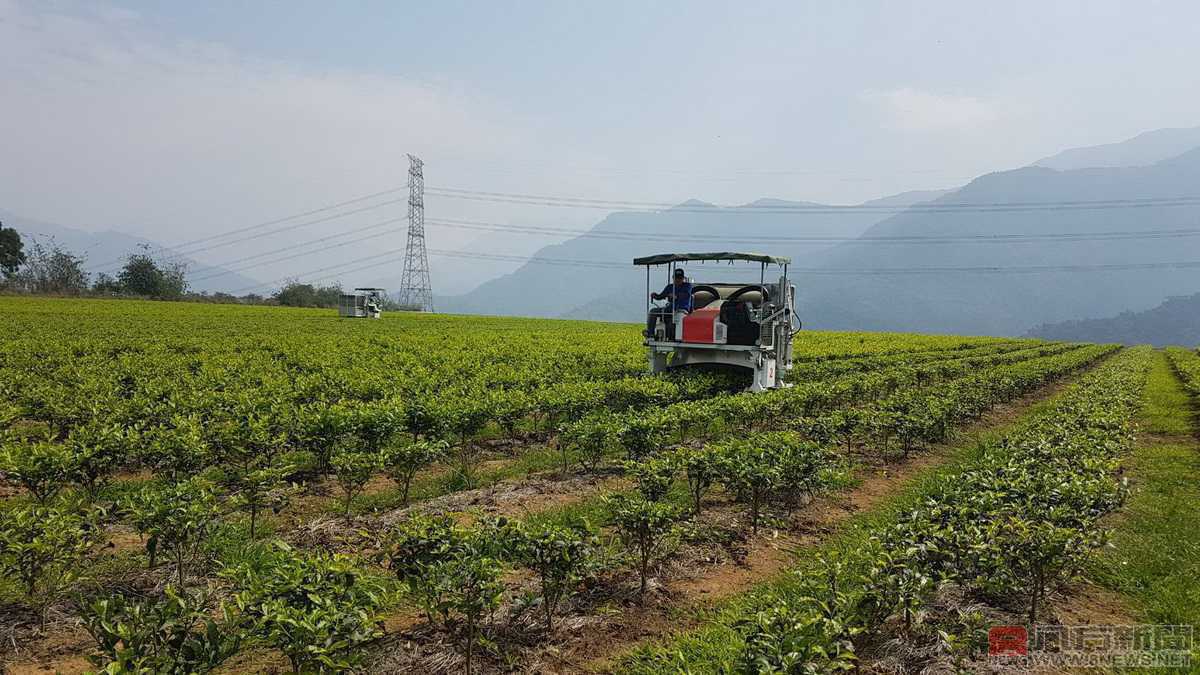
[1138,351,1196,436]
[1086,351,1200,657]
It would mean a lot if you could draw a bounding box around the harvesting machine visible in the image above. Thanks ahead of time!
[635,252,798,392]
[338,288,385,319]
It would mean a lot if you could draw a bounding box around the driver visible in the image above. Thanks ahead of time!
[645,268,693,337]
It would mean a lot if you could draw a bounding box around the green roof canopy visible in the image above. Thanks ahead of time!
[632,252,791,266]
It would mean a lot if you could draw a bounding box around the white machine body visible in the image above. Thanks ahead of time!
[636,253,798,392]
[338,288,385,319]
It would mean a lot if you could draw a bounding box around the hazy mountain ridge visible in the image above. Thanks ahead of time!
[1034,126,1200,170]
[0,210,261,293]
[451,127,1200,339]
[801,146,1200,335]
[1026,292,1200,346]
[440,189,950,319]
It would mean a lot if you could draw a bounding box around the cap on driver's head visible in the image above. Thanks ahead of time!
[673,268,685,278]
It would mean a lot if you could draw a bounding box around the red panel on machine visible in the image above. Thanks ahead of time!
[681,306,721,343]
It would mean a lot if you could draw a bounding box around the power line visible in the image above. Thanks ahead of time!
[232,248,627,295]
[187,218,402,278]
[181,211,1200,287]
[175,185,408,249]
[424,154,980,178]
[428,248,628,270]
[800,260,1200,275]
[419,249,1200,275]
[239,256,411,295]
[188,222,403,283]
[88,181,1200,281]
[229,247,408,294]
[91,189,408,271]
[425,216,1200,245]
[229,246,1200,297]
[96,198,406,273]
[427,184,1200,210]
[425,185,1200,214]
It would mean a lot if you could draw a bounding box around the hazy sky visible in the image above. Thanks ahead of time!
[3,0,1200,294]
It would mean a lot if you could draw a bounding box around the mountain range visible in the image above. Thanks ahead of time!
[443,126,1200,339]
[438,189,949,320]
[1027,292,1200,346]
[1033,126,1200,170]
[0,210,260,294]
[803,146,1200,335]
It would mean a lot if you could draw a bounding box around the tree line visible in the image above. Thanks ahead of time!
[0,222,361,308]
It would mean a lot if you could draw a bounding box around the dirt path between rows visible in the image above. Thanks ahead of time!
[573,374,1085,675]
[876,352,1178,675]
[360,367,1095,674]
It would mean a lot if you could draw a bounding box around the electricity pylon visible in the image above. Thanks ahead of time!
[397,154,434,312]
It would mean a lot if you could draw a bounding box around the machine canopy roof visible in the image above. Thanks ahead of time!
[632,252,791,266]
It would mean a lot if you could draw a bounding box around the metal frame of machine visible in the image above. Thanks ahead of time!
[338,287,385,319]
[635,252,797,392]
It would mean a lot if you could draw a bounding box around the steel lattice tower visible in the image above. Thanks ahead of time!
[398,154,434,312]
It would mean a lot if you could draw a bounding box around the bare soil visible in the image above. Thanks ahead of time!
[378,472,627,525]
[0,613,93,675]
[361,374,1084,674]
[1050,580,1135,628]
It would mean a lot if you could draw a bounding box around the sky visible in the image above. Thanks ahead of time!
[3,0,1200,294]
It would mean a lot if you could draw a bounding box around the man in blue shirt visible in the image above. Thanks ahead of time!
[645,268,693,338]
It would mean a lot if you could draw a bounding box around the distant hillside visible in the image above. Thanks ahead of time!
[563,145,1200,335]
[1027,292,1200,346]
[440,189,949,319]
[0,210,260,293]
[799,146,1200,335]
[1033,126,1200,170]
[446,126,1200,336]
